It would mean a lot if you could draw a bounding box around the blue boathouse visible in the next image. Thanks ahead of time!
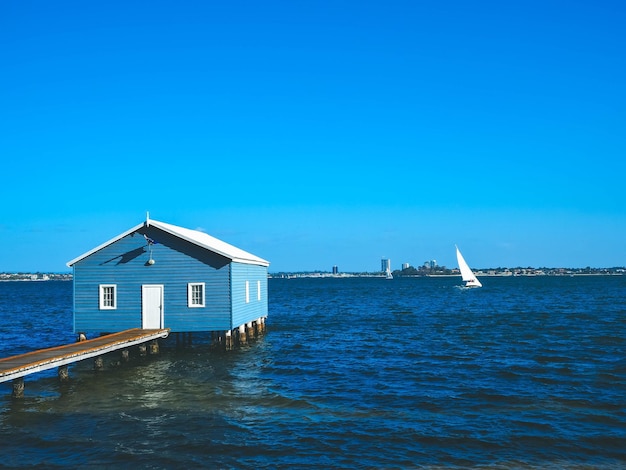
[66,217,269,339]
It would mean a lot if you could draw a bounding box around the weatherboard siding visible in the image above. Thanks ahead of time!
[73,229,234,334]
[231,263,268,328]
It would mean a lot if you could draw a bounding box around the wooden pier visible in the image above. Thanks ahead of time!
[0,328,170,397]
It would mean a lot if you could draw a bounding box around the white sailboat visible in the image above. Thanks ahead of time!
[455,245,482,288]
[385,266,393,280]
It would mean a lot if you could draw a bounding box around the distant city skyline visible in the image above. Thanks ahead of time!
[1,1,625,272]
[4,265,625,281]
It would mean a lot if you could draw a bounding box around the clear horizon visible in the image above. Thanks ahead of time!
[2,265,625,276]
[1,1,625,272]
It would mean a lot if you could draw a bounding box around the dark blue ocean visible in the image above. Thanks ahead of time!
[1,276,626,469]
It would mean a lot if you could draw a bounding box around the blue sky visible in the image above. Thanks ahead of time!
[1,0,625,273]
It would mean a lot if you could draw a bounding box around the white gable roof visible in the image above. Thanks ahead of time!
[66,219,270,267]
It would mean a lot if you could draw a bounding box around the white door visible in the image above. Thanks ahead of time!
[142,285,163,329]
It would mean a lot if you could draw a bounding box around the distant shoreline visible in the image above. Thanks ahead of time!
[270,270,625,279]
[1,267,624,282]
[0,273,72,282]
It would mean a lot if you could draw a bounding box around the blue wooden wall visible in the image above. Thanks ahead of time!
[231,262,269,328]
[72,226,268,334]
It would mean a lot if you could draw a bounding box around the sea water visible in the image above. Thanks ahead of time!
[1,276,625,469]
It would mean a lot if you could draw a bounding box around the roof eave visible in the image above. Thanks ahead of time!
[149,219,269,267]
[169,233,270,267]
[66,219,270,268]
[66,222,145,267]
[231,257,271,267]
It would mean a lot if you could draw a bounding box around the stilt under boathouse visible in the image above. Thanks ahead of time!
[66,215,270,348]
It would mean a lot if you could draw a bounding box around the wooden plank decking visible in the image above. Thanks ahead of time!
[0,328,170,384]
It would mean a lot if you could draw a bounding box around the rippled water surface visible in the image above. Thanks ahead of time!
[1,277,626,468]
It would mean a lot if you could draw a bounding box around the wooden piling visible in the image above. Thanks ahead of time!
[148,340,159,355]
[211,331,223,351]
[225,330,233,351]
[12,377,24,398]
[94,356,104,371]
[139,344,147,356]
[238,324,247,346]
[58,364,69,382]
[121,349,130,362]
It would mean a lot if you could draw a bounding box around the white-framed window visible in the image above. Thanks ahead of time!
[99,284,117,310]
[188,282,205,307]
[245,280,250,303]
[257,280,261,301]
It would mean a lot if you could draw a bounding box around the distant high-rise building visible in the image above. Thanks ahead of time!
[402,263,410,270]
[332,265,338,274]
[381,258,391,272]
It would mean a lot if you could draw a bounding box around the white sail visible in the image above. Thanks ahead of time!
[456,245,482,288]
